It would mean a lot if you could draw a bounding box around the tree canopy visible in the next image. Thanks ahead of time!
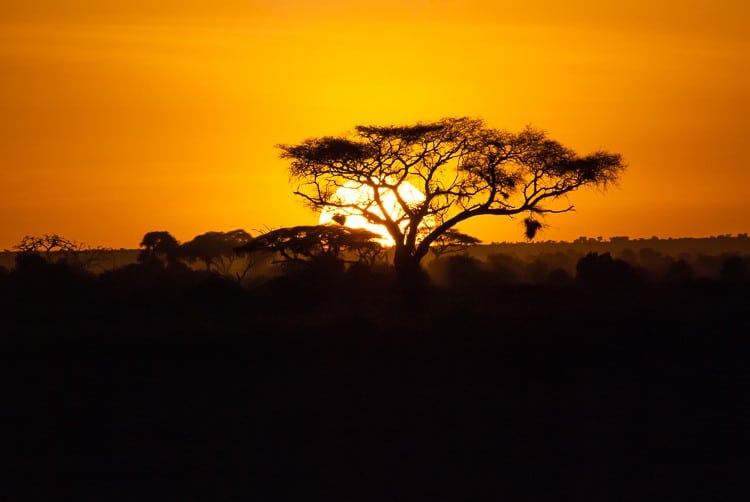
[138,231,180,267]
[14,233,111,270]
[236,225,383,268]
[429,229,482,259]
[279,117,625,280]
[16,233,83,260]
[180,230,252,274]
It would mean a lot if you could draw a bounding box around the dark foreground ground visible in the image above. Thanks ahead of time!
[2,275,748,501]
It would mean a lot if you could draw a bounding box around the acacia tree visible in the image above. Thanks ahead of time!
[15,233,112,270]
[235,225,383,269]
[279,117,625,282]
[16,234,83,262]
[429,229,482,260]
[180,230,253,280]
[138,231,180,268]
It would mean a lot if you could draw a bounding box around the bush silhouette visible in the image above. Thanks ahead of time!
[576,252,641,287]
[547,267,574,286]
[180,230,253,277]
[719,255,748,282]
[485,253,523,285]
[429,253,488,290]
[14,251,49,275]
[664,259,695,283]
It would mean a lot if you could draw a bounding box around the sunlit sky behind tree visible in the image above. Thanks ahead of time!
[1,1,748,249]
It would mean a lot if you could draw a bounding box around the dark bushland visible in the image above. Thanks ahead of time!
[2,250,748,501]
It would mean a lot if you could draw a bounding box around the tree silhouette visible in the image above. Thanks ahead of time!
[664,258,695,283]
[428,229,481,259]
[15,234,79,261]
[14,233,111,270]
[279,117,624,282]
[719,255,748,283]
[138,231,180,268]
[576,252,640,287]
[236,225,383,269]
[180,230,253,280]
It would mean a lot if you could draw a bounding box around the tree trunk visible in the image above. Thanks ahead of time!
[393,246,428,293]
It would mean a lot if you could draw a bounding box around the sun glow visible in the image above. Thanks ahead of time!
[318,181,430,246]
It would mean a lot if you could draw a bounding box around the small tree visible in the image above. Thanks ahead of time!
[429,229,481,260]
[14,233,112,271]
[180,230,253,278]
[138,231,180,268]
[279,117,625,283]
[15,234,81,262]
[236,225,383,269]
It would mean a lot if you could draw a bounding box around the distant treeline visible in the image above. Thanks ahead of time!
[475,234,750,262]
[2,233,749,288]
[446,234,750,285]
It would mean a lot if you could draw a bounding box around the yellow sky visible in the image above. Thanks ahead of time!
[1,1,749,249]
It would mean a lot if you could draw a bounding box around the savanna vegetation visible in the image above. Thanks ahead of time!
[5,230,748,500]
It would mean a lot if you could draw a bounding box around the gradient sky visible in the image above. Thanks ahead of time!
[1,1,749,249]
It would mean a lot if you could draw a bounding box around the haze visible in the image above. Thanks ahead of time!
[1,1,748,249]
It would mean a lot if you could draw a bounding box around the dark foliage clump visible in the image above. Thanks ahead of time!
[428,253,489,291]
[719,255,748,283]
[11,251,96,291]
[547,267,574,286]
[576,252,641,288]
[98,260,207,304]
[485,253,524,285]
[664,259,695,283]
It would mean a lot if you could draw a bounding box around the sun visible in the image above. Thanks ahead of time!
[318,181,429,246]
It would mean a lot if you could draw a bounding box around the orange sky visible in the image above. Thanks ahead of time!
[1,1,749,249]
